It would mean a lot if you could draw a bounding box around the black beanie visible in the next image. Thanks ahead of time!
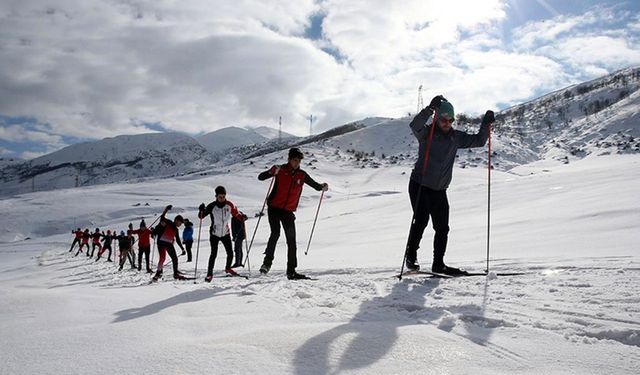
[288,147,304,160]
[215,186,226,195]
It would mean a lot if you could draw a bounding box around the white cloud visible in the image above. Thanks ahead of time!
[0,0,638,156]
[0,124,65,145]
[510,6,640,82]
[540,35,640,71]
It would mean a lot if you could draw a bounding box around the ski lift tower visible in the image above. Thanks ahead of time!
[278,116,282,142]
[417,84,424,114]
[309,114,313,135]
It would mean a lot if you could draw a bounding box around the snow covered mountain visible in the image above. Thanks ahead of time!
[0,156,22,169]
[196,126,270,155]
[249,125,296,140]
[0,132,213,196]
[1,67,638,197]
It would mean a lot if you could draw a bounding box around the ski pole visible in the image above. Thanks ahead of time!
[151,236,155,265]
[193,218,203,283]
[486,122,492,274]
[305,190,325,255]
[242,174,276,268]
[398,110,437,280]
[243,220,251,273]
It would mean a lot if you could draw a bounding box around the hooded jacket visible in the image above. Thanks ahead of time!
[409,107,489,190]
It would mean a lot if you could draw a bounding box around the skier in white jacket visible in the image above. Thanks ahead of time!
[198,186,245,282]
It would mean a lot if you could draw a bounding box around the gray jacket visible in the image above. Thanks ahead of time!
[409,108,489,190]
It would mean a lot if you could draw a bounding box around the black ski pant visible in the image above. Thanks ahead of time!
[207,235,233,276]
[97,245,112,260]
[263,206,297,274]
[155,241,179,277]
[138,245,151,271]
[233,235,244,266]
[75,243,89,256]
[119,246,136,269]
[184,240,193,261]
[406,179,450,267]
[69,239,81,252]
[90,243,102,257]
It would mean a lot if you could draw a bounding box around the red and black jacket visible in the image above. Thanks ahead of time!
[131,228,152,247]
[258,164,323,212]
[156,216,184,250]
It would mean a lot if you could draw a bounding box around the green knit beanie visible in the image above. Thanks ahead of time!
[437,101,455,120]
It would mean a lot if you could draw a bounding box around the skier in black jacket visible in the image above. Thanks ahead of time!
[117,230,136,271]
[96,230,114,262]
[405,95,494,275]
[231,211,248,268]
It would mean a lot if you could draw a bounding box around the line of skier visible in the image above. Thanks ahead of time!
[66,96,495,281]
[68,212,248,280]
[67,147,325,281]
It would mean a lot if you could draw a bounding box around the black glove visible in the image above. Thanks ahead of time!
[165,204,172,211]
[482,110,495,125]
[198,203,205,211]
[429,95,447,110]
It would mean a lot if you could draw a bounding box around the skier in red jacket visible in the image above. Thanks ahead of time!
[152,205,187,281]
[69,228,82,252]
[131,220,153,273]
[89,228,103,258]
[257,148,328,280]
[75,229,90,256]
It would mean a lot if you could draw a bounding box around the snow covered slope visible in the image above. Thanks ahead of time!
[320,66,640,172]
[249,125,297,140]
[492,66,640,165]
[0,148,638,374]
[0,132,213,196]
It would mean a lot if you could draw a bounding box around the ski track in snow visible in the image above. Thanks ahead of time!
[33,248,640,367]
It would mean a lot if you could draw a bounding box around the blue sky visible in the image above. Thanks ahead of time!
[0,0,639,160]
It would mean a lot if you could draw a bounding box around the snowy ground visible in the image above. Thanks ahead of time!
[1,151,639,374]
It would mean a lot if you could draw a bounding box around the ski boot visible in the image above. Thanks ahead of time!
[287,271,311,280]
[152,271,163,282]
[204,275,213,283]
[259,263,271,275]
[405,259,420,271]
[225,268,239,276]
[432,263,467,276]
